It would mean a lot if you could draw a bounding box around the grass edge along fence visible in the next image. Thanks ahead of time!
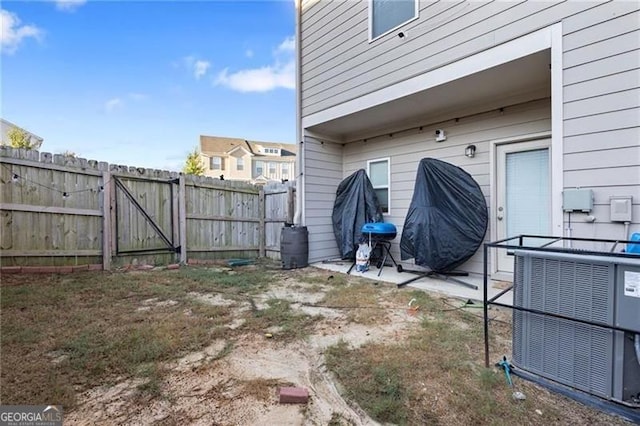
[0,146,296,270]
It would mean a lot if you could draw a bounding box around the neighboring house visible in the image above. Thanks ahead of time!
[199,136,296,184]
[297,1,639,278]
[1,118,44,150]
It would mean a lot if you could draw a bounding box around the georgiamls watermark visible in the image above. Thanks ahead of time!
[0,405,63,426]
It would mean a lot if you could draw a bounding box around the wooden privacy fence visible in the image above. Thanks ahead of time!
[0,147,296,269]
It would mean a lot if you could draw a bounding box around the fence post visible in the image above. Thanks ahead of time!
[259,187,266,257]
[110,171,117,258]
[171,178,180,263]
[179,175,187,264]
[102,171,112,270]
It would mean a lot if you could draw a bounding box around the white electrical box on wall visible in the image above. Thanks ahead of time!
[563,188,593,212]
[610,196,633,222]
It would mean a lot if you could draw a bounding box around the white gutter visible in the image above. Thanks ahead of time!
[294,0,304,225]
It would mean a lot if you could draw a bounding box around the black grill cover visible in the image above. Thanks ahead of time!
[400,158,488,272]
[332,169,384,259]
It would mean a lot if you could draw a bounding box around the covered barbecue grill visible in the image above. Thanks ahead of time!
[332,169,384,260]
[400,158,488,273]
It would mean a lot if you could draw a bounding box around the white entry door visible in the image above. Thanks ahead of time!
[496,140,551,274]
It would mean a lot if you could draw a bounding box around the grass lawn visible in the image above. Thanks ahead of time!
[0,262,630,425]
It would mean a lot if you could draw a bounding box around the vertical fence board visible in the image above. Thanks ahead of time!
[259,188,266,257]
[102,171,112,270]
[179,175,187,264]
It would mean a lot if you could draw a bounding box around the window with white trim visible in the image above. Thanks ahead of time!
[255,160,264,176]
[367,158,390,214]
[268,162,277,176]
[370,0,418,40]
[281,163,289,179]
[236,157,244,171]
[210,156,224,170]
[262,147,280,155]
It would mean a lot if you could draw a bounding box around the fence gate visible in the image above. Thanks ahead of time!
[112,175,180,260]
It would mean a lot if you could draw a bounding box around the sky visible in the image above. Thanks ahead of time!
[1,0,296,171]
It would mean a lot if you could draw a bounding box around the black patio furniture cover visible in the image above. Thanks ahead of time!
[332,169,384,259]
[400,158,488,272]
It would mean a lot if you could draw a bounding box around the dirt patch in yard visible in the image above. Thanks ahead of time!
[1,264,633,425]
[62,272,416,425]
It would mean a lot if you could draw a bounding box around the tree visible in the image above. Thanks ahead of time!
[183,148,205,175]
[4,128,36,149]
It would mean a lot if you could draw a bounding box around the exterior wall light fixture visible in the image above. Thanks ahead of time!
[465,144,476,158]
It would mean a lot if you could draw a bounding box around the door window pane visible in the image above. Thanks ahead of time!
[506,148,550,237]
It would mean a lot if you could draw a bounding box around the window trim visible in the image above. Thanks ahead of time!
[367,157,391,215]
[236,157,244,171]
[368,0,419,43]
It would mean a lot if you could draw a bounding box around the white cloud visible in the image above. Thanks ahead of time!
[104,98,123,113]
[216,60,295,93]
[215,35,295,93]
[276,36,295,54]
[183,56,211,80]
[245,49,254,58]
[53,0,87,12]
[104,93,147,112]
[1,9,43,55]
[194,60,210,80]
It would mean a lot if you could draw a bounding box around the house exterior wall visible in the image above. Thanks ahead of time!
[300,1,640,267]
[201,153,296,183]
[252,158,296,182]
[300,1,638,117]
[315,98,551,272]
[304,135,343,263]
[560,6,640,242]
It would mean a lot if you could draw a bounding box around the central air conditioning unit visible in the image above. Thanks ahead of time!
[512,250,640,406]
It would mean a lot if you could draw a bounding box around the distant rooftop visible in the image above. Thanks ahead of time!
[200,135,296,157]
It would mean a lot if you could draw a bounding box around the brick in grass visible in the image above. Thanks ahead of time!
[279,387,309,404]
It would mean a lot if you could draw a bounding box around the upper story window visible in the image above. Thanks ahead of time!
[236,157,244,171]
[367,158,390,214]
[210,156,224,170]
[268,162,277,175]
[255,160,264,175]
[370,0,418,41]
[281,162,289,178]
[262,147,280,155]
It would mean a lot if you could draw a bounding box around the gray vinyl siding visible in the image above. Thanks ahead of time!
[303,136,343,262]
[561,7,640,239]
[304,2,578,117]
[300,1,639,118]
[340,98,551,275]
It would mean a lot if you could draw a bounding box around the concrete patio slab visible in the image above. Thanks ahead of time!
[313,259,513,306]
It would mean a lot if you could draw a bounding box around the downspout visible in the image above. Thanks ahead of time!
[294,0,304,225]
